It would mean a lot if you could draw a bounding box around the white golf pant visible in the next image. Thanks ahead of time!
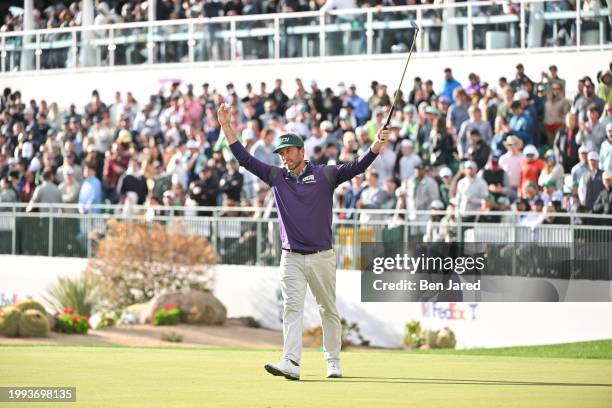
[280,249,341,363]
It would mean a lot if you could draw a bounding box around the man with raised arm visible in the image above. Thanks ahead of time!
[217,103,389,381]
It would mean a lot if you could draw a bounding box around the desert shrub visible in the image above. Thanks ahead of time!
[15,300,47,315]
[436,327,457,349]
[340,318,369,348]
[18,310,50,337]
[87,220,216,310]
[44,275,100,317]
[53,308,90,334]
[403,320,424,349]
[161,331,184,343]
[0,306,21,337]
[403,321,456,350]
[153,304,181,326]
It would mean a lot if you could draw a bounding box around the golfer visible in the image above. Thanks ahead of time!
[218,103,389,381]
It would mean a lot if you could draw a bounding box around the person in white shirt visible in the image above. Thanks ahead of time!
[396,139,422,181]
[304,124,328,159]
[456,161,489,219]
[498,135,523,200]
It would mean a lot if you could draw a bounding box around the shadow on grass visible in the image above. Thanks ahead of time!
[300,376,612,387]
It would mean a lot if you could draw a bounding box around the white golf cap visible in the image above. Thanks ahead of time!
[320,121,334,132]
[430,200,445,210]
[400,139,413,148]
[523,144,539,157]
[513,90,529,101]
[587,151,599,161]
[186,140,200,149]
[578,145,589,154]
[62,166,74,175]
[439,167,452,178]
[463,160,477,169]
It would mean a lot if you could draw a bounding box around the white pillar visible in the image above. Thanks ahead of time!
[21,0,34,70]
[148,0,157,22]
[80,0,95,67]
[440,0,460,51]
[527,1,544,48]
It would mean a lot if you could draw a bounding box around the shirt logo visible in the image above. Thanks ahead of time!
[302,175,316,184]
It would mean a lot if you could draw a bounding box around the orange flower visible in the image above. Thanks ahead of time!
[71,316,79,322]
[82,315,89,321]
[165,304,177,311]
[64,308,74,314]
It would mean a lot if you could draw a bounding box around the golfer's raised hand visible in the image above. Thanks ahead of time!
[377,127,390,144]
[217,103,232,127]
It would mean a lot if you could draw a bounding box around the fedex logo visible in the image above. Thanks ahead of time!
[421,302,478,320]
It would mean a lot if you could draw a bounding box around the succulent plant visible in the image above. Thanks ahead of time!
[18,309,50,338]
[15,300,47,315]
[0,306,21,337]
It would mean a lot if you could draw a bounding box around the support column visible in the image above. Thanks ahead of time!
[21,0,34,70]
[79,0,95,67]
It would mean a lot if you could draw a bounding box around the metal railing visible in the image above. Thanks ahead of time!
[0,0,609,73]
[0,203,610,279]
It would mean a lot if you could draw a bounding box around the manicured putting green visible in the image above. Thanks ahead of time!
[1,345,611,408]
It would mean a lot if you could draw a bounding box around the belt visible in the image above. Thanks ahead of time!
[282,248,322,256]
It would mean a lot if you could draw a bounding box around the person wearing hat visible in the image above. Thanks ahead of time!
[538,149,565,190]
[437,167,453,206]
[395,138,421,181]
[599,122,612,172]
[423,199,446,243]
[540,179,561,207]
[456,160,489,221]
[56,152,83,185]
[499,135,524,198]
[356,169,385,222]
[218,103,389,380]
[398,160,440,225]
[544,82,571,146]
[117,158,148,205]
[400,104,419,139]
[365,107,386,142]
[578,151,604,210]
[552,112,579,173]
[0,177,17,205]
[593,171,612,216]
[58,166,80,212]
[518,144,544,195]
[571,145,592,186]
[572,76,605,123]
[346,84,370,125]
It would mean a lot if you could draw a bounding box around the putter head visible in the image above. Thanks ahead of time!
[410,20,420,31]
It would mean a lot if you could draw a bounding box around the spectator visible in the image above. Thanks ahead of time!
[571,146,591,186]
[346,84,370,126]
[593,171,612,216]
[251,128,281,166]
[78,162,103,214]
[457,106,493,159]
[597,69,612,103]
[268,79,289,115]
[577,103,606,152]
[480,155,510,200]
[371,140,396,185]
[117,158,148,205]
[543,82,571,145]
[0,177,17,205]
[464,129,491,170]
[423,200,446,243]
[518,145,545,196]
[446,88,470,136]
[189,167,219,216]
[508,100,536,147]
[56,152,82,184]
[381,178,398,210]
[151,161,172,204]
[541,64,566,93]
[395,139,421,181]
[573,76,605,122]
[219,159,244,205]
[499,135,523,198]
[26,169,61,212]
[538,149,565,190]
[600,123,612,172]
[438,167,453,207]
[399,163,439,222]
[553,112,580,173]
[456,161,489,220]
[509,63,532,92]
[357,169,385,222]
[578,152,604,211]
[439,68,462,104]
[428,116,454,169]
[58,166,80,210]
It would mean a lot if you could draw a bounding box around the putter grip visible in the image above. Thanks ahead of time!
[383,106,395,129]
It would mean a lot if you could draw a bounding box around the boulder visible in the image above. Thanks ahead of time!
[120,302,154,325]
[150,290,226,325]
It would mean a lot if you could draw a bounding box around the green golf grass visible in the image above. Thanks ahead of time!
[1,345,611,407]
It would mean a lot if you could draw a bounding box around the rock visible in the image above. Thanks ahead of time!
[120,302,154,325]
[149,290,226,325]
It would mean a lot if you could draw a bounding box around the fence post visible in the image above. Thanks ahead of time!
[256,219,262,266]
[11,205,16,255]
[366,9,373,55]
[319,12,326,57]
[48,207,54,257]
[520,0,526,50]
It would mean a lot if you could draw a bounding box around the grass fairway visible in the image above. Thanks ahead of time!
[1,345,611,408]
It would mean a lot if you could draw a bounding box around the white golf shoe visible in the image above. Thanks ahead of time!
[264,359,300,381]
[326,359,342,378]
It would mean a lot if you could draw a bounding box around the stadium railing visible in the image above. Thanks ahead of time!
[0,0,609,73]
[0,202,610,280]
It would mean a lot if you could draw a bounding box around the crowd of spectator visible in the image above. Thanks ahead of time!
[0,62,611,233]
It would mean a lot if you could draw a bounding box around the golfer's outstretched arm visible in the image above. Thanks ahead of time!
[334,128,389,185]
[218,104,275,184]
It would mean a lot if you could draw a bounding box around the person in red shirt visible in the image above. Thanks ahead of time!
[518,144,545,196]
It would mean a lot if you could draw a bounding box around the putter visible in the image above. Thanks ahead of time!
[384,20,420,129]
